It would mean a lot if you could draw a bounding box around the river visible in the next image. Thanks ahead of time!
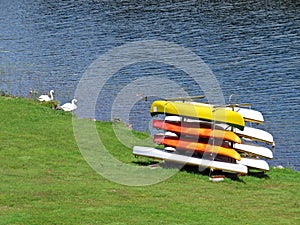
[0,0,299,170]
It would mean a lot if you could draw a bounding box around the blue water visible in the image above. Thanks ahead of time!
[0,0,299,170]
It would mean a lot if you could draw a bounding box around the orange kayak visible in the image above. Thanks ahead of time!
[153,135,241,161]
[152,120,241,144]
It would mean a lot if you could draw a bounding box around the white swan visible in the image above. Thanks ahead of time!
[59,99,77,111]
[38,90,54,102]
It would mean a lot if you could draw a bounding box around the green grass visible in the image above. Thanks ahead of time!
[0,96,299,225]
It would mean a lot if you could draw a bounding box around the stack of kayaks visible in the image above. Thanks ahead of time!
[133,99,275,175]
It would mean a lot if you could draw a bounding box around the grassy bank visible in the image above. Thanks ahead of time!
[0,96,299,225]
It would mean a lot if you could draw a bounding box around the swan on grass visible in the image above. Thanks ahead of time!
[38,90,54,102]
[58,99,77,112]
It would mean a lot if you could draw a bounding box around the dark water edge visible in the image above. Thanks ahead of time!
[0,0,299,170]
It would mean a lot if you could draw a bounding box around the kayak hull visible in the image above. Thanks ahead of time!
[238,157,270,171]
[150,100,245,130]
[233,143,273,159]
[133,146,248,174]
[152,119,242,144]
[164,115,274,145]
[154,134,241,161]
[189,102,264,123]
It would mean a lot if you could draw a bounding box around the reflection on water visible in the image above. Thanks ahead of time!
[0,0,299,170]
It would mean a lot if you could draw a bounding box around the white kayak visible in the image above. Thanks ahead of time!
[133,146,248,174]
[232,126,274,145]
[237,157,270,171]
[233,143,273,159]
[227,107,264,124]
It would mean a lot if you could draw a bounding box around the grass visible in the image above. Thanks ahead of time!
[0,96,299,224]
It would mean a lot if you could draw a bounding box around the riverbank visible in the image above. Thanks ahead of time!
[0,96,299,224]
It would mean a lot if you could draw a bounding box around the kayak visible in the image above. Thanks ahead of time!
[150,100,245,130]
[153,134,241,161]
[133,146,248,174]
[229,106,264,124]
[231,126,274,145]
[232,143,273,159]
[237,157,270,171]
[190,102,264,124]
[164,115,274,145]
[152,119,242,144]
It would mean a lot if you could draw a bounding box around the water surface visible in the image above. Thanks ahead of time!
[0,0,299,170]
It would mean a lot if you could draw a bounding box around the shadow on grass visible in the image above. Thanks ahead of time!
[247,170,270,179]
[133,160,163,167]
[133,160,246,182]
[133,159,270,182]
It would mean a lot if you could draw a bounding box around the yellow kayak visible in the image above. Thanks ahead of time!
[150,100,245,131]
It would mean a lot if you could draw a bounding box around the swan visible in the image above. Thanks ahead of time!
[38,90,54,102]
[59,99,77,112]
